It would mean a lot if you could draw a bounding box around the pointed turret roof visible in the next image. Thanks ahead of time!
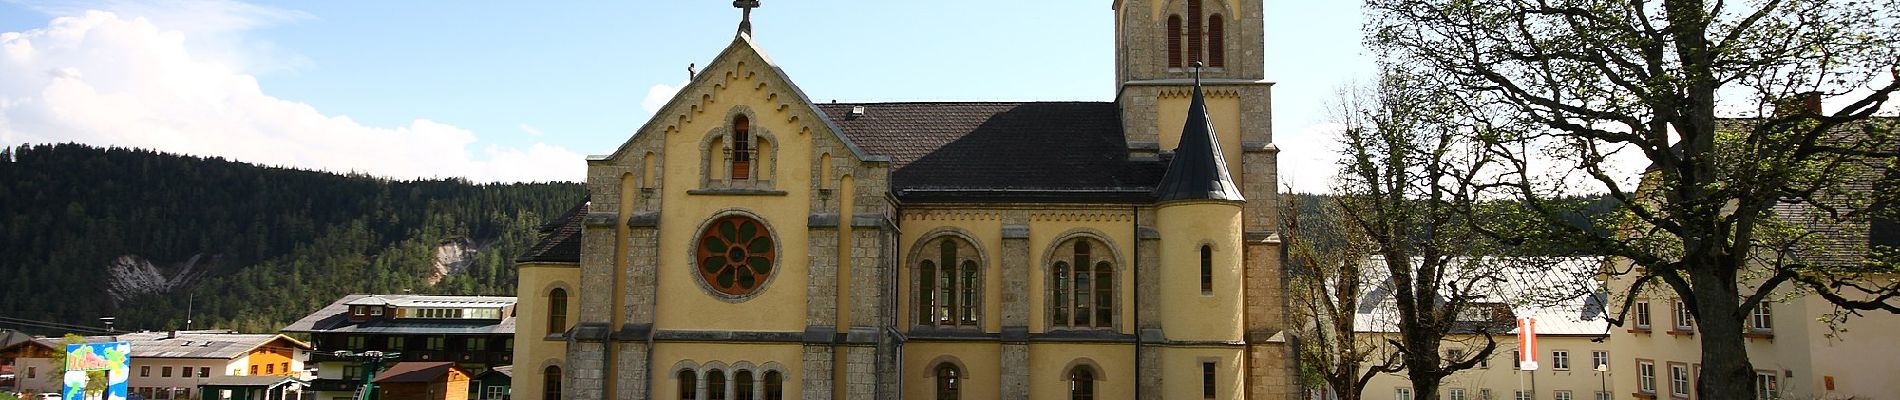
[1154,64,1245,203]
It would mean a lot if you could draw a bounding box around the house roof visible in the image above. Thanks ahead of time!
[199,375,306,388]
[516,200,586,264]
[281,295,516,335]
[1153,71,1244,203]
[1353,257,1610,336]
[814,102,1167,203]
[372,362,464,384]
[47,331,310,360]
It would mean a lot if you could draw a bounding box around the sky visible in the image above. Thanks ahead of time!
[0,0,1372,191]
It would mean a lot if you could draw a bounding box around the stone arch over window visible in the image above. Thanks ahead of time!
[671,360,700,400]
[1163,0,1230,70]
[1045,230,1123,330]
[545,285,570,337]
[910,228,987,328]
[700,361,729,400]
[698,106,778,189]
[1060,359,1105,400]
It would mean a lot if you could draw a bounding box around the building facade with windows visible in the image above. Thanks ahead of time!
[1356,258,1618,400]
[1,331,311,400]
[283,295,517,400]
[509,1,1294,399]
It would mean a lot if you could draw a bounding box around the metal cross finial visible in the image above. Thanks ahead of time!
[733,0,761,36]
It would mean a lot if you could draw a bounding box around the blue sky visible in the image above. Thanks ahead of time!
[0,0,1371,190]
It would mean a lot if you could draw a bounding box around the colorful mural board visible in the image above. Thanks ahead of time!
[62,342,129,400]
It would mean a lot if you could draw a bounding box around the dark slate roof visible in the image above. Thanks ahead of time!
[281,295,515,336]
[516,200,586,264]
[1153,72,1244,203]
[814,102,1166,203]
[373,362,463,384]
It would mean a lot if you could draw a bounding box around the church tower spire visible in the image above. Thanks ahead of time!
[1154,63,1244,203]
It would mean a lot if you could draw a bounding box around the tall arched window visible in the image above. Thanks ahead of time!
[547,288,568,336]
[1206,16,1225,68]
[543,366,562,400]
[1186,0,1203,64]
[735,370,755,400]
[730,116,752,180]
[677,370,697,400]
[935,364,961,400]
[1166,15,1184,68]
[708,369,728,400]
[1200,245,1214,294]
[917,235,981,327]
[1052,237,1115,329]
[1070,366,1095,400]
[763,371,784,400]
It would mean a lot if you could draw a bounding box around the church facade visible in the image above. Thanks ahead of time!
[511,1,1294,398]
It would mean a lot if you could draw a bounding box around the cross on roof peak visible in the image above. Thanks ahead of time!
[733,0,760,36]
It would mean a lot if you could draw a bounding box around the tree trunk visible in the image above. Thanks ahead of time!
[1691,270,1756,399]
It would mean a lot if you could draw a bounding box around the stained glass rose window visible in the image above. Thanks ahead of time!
[696,214,776,296]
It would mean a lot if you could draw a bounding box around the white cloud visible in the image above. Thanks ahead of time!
[642,80,688,115]
[0,9,584,183]
[518,123,544,137]
[1276,122,1347,194]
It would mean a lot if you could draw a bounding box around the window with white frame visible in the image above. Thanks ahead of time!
[1554,390,1572,400]
[1514,390,1530,400]
[1635,301,1652,329]
[1449,388,1466,400]
[1670,363,1690,397]
[1552,350,1570,370]
[483,385,506,400]
[1673,300,1694,330]
[1638,360,1656,393]
[1396,387,1412,400]
[1755,371,1779,400]
[1595,391,1610,400]
[1751,302,1773,332]
[1479,389,1493,400]
[1592,351,1608,370]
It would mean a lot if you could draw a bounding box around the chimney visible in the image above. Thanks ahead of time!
[168,331,177,339]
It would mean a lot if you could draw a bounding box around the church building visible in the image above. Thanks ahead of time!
[511,1,1294,398]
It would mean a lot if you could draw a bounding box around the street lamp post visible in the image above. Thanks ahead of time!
[1595,363,1609,400]
[333,350,402,400]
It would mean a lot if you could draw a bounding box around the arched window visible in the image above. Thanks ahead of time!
[763,371,784,400]
[1166,15,1184,68]
[1070,366,1095,400]
[730,116,752,180]
[1206,16,1225,68]
[677,370,697,400]
[1186,0,1204,64]
[1200,245,1214,294]
[936,364,961,400]
[917,235,981,327]
[1052,237,1115,329]
[735,370,755,400]
[543,366,562,400]
[547,288,568,336]
[708,369,728,400]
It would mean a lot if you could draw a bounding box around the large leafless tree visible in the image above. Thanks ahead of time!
[1365,0,1900,398]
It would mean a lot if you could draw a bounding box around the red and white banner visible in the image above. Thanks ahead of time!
[1518,317,1539,371]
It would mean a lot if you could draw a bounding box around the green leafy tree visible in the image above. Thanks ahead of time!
[1365,0,1900,398]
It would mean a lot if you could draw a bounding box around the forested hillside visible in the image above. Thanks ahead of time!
[0,143,584,333]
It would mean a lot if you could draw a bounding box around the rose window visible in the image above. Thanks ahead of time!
[696,215,776,296]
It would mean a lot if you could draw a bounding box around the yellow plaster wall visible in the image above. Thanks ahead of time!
[903,342,1003,400]
[649,59,819,333]
[245,337,301,376]
[1158,347,1244,400]
[511,263,578,399]
[897,213,1005,332]
[1027,212,1138,334]
[650,342,803,400]
[1157,95,1245,180]
[1027,344,1134,400]
[1155,203,1243,341]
